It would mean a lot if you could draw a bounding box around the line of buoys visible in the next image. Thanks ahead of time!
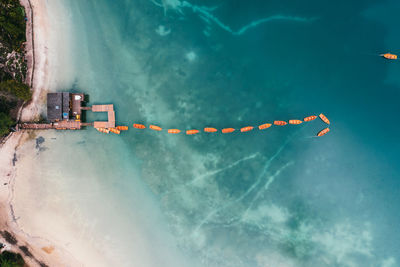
[116,114,332,137]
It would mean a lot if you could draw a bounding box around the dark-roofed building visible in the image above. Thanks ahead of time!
[62,92,70,120]
[47,92,84,122]
[47,93,63,122]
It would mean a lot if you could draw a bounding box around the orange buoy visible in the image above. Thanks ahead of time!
[168,129,181,134]
[133,123,146,129]
[319,113,330,125]
[274,121,287,126]
[116,126,128,131]
[240,126,254,132]
[317,127,330,137]
[186,129,199,135]
[110,128,121,134]
[204,127,218,133]
[304,115,317,122]
[258,123,272,130]
[289,119,303,125]
[149,125,162,131]
[381,53,397,60]
[222,128,235,134]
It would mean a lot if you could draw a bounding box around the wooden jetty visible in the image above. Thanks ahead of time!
[92,104,115,129]
[20,123,53,130]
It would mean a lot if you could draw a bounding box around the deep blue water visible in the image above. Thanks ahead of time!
[52,0,400,265]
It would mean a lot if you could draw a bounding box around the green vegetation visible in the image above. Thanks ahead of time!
[0,0,26,51]
[0,79,31,137]
[0,251,25,267]
[0,112,14,136]
[0,0,30,137]
[0,80,31,101]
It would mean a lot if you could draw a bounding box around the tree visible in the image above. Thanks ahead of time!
[0,112,14,136]
[0,80,31,101]
[0,251,25,267]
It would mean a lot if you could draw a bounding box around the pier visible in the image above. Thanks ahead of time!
[18,92,116,131]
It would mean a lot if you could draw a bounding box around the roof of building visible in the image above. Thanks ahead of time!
[47,93,63,122]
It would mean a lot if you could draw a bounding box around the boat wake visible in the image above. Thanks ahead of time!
[151,0,317,36]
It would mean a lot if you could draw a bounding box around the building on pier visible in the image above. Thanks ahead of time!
[47,92,85,122]
[19,92,115,131]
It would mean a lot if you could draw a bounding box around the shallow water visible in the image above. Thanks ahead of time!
[17,0,400,266]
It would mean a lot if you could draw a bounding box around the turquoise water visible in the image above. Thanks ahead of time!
[41,0,400,266]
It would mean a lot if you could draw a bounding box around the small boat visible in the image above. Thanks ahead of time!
[168,129,181,134]
[96,127,109,134]
[381,53,397,60]
[222,128,235,133]
[149,125,162,131]
[240,126,254,132]
[317,127,330,137]
[186,129,199,135]
[304,115,317,122]
[116,126,129,130]
[319,113,330,125]
[258,123,272,130]
[274,121,287,126]
[109,128,121,134]
[133,123,146,129]
[204,127,218,133]
[289,120,303,125]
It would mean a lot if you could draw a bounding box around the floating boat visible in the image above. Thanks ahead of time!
[149,125,162,131]
[222,128,235,133]
[204,127,218,133]
[240,126,254,132]
[319,113,330,125]
[133,123,146,129]
[96,127,109,134]
[381,53,397,60]
[274,121,287,126]
[116,126,128,130]
[304,115,317,122]
[109,128,121,134]
[258,123,272,130]
[186,129,199,135]
[317,127,330,137]
[168,129,181,134]
[289,120,303,125]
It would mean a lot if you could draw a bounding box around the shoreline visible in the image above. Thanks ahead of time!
[21,0,35,88]
[0,1,79,266]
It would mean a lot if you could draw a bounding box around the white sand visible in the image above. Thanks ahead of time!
[20,0,52,122]
[0,133,81,266]
[0,1,92,266]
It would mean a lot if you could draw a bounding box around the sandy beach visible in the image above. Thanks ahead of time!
[0,1,82,266]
